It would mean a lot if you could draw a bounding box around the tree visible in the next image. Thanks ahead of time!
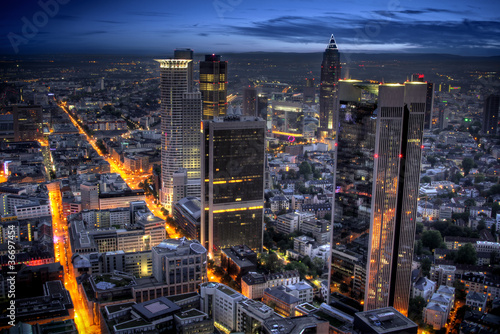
[421,230,443,251]
[415,223,424,235]
[299,161,312,176]
[339,283,349,293]
[408,296,426,323]
[451,172,463,184]
[421,258,432,277]
[421,176,432,184]
[464,198,476,207]
[455,243,477,265]
[477,219,486,232]
[461,157,475,175]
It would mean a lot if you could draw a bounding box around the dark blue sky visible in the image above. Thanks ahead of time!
[1,0,499,55]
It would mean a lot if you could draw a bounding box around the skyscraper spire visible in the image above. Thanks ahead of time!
[327,34,337,49]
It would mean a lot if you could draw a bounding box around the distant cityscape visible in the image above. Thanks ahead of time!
[0,28,499,334]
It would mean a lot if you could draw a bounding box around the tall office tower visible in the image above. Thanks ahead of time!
[156,49,202,213]
[200,54,227,119]
[411,74,434,130]
[303,78,315,104]
[329,81,426,315]
[257,93,268,120]
[81,182,99,210]
[483,94,500,135]
[319,34,341,138]
[201,115,265,258]
[2,105,44,141]
[243,87,258,117]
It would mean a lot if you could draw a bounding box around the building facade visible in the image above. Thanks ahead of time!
[201,115,265,257]
[157,50,202,213]
[329,81,427,315]
[200,54,227,119]
[318,34,340,138]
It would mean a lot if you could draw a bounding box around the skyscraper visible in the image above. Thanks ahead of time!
[411,74,434,130]
[243,87,258,117]
[201,115,265,258]
[482,94,500,135]
[319,35,341,138]
[200,54,227,119]
[156,49,202,213]
[329,81,426,315]
[303,78,315,104]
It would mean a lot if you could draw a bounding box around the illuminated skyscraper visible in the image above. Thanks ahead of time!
[329,81,426,315]
[157,49,202,213]
[319,34,341,138]
[482,94,500,135]
[243,87,257,117]
[201,115,265,258]
[411,74,434,130]
[200,54,227,119]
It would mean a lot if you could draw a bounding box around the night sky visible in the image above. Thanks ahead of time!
[1,0,499,56]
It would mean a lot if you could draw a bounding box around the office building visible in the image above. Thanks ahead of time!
[483,94,500,135]
[156,49,202,213]
[172,196,201,240]
[330,81,426,315]
[201,115,265,257]
[200,54,227,119]
[353,307,418,334]
[303,78,315,104]
[151,237,207,294]
[243,87,257,117]
[200,282,246,333]
[319,34,341,138]
[81,182,99,210]
[1,105,44,142]
[410,74,434,130]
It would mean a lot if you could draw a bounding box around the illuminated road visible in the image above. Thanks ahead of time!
[58,102,181,238]
[49,189,99,334]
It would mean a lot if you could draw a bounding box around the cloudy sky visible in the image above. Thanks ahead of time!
[1,0,499,55]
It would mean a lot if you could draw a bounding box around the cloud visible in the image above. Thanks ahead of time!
[199,33,209,37]
[80,30,108,36]
[131,11,171,17]
[224,15,500,54]
[95,20,125,24]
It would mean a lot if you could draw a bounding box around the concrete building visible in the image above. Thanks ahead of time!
[412,277,436,302]
[152,238,207,296]
[262,287,300,317]
[200,282,245,333]
[241,270,300,300]
[353,307,418,334]
[466,291,487,312]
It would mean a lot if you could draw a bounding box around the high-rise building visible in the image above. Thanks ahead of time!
[81,182,99,210]
[201,115,265,258]
[200,54,227,119]
[156,50,202,213]
[319,35,341,138]
[482,94,500,135]
[0,105,43,142]
[411,74,434,130]
[151,237,207,293]
[243,87,257,117]
[303,78,315,104]
[329,81,426,315]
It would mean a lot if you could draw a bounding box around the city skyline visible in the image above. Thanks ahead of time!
[1,0,499,56]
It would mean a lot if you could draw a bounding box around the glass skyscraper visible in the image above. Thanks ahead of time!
[319,34,341,138]
[329,81,426,315]
[200,54,227,120]
[201,115,265,258]
[157,49,202,213]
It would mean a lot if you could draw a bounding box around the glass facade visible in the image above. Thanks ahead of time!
[200,55,227,119]
[201,117,265,257]
[319,35,341,137]
[330,82,426,315]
